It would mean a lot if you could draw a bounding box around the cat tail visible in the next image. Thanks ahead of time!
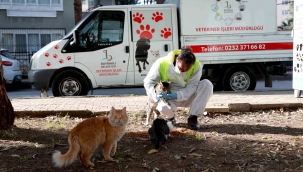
[52,135,80,168]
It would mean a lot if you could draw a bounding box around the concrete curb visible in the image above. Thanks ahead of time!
[14,103,303,118]
[228,103,303,112]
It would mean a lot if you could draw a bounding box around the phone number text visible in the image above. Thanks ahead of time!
[201,44,266,52]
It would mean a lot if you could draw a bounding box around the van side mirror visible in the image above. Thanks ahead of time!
[70,30,80,47]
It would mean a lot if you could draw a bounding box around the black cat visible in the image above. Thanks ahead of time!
[148,118,173,149]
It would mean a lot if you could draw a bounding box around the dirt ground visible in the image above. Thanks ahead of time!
[1,107,303,172]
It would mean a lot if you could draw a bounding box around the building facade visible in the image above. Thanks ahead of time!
[0,0,114,77]
[277,0,292,27]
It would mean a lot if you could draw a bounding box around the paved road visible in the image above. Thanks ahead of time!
[6,79,293,99]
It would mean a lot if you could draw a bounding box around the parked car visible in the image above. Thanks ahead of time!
[1,49,22,85]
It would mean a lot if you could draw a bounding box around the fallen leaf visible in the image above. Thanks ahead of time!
[189,147,196,153]
[188,153,202,157]
[148,149,158,154]
[297,154,303,159]
[11,154,21,158]
[0,147,12,152]
[174,155,181,160]
[210,153,217,156]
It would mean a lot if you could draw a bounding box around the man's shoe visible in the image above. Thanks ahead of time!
[187,115,200,130]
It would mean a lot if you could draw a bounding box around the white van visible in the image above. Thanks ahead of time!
[28,0,292,96]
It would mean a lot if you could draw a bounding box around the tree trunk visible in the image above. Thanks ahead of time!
[155,0,165,4]
[0,55,15,130]
[74,0,82,25]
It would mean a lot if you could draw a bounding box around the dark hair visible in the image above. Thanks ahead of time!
[178,46,196,66]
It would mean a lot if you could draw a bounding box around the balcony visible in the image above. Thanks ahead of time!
[0,0,63,17]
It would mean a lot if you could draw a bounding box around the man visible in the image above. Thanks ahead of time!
[143,47,213,130]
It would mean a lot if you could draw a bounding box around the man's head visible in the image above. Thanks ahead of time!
[175,47,196,72]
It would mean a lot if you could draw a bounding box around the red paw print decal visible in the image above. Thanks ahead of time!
[46,62,51,66]
[54,45,59,50]
[67,56,72,61]
[59,59,64,64]
[152,12,163,22]
[45,53,49,57]
[133,12,144,23]
[161,28,172,39]
[53,54,58,58]
[136,24,155,39]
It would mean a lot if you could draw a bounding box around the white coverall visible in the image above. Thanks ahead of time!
[143,51,213,119]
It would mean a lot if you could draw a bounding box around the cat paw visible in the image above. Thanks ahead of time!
[85,163,94,169]
[110,152,116,157]
[105,157,119,162]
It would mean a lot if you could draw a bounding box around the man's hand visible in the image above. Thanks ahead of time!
[156,92,178,100]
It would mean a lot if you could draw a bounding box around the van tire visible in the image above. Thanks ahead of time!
[222,65,256,91]
[52,70,89,97]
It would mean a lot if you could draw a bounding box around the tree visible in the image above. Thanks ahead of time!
[278,18,293,31]
[278,1,294,31]
[115,0,140,5]
[0,55,15,130]
[289,1,294,17]
[74,0,82,24]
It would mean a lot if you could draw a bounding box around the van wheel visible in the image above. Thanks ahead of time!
[52,70,89,97]
[222,65,256,91]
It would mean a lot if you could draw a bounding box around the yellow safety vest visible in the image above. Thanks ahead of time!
[159,50,200,82]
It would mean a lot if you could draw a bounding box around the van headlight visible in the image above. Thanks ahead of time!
[30,55,38,70]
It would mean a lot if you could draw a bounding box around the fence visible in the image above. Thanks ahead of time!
[10,51,34,79]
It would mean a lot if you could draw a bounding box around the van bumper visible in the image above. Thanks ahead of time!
[28,69,56,90]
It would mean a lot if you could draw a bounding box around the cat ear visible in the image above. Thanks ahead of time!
[111,106,115,112]
[122,107,126,112]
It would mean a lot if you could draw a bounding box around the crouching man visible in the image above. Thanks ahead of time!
[143,47,213,130]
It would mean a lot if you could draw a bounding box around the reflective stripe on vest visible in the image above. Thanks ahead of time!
[159,50,200,82]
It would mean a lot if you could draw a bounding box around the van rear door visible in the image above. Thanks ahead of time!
[131,6,175,84]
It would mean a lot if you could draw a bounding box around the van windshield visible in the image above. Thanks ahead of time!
[63,11,96,39]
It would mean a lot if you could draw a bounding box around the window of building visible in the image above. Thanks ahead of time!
[28,34,39,53]
[27,0,36,3]
[282,1,290,5]
[15,34,27,52]
[0,29,65,53]
[12,0,25,3]
[282,10,289,15]
[1,34,13,52]
[0,0,63,17]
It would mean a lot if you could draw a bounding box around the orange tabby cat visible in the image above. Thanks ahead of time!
[52,107,128,169]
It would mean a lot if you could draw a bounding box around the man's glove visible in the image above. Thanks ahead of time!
[165,93,178,100]
[156,92,166,101]
[157,92,178,100]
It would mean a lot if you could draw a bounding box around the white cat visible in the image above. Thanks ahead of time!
[150,50,160,58]
[40,88,49,98]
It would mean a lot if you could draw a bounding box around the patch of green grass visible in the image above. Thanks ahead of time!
[195,134,203,141]
[19,155,31,162]
[0,128,17,139]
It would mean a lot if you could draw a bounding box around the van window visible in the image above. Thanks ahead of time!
[72,10,125,52]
